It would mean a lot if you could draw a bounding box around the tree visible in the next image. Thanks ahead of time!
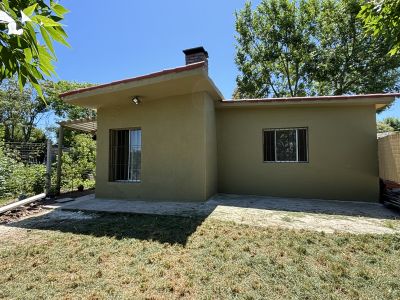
[42,80,96,120]
[62,133,96,191]
[0,0,69,97]
[235,0,318,98]
[42,80,96,147]
[382,117,400,131]
[358,0,400,56]
[234,0,400,99]
[0,77,48,142]
[377,121,395,133]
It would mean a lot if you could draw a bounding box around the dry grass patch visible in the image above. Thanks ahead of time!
[0,212,399,299]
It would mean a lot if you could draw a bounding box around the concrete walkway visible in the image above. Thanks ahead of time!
[51,193,400,234]
[58,193,399,218]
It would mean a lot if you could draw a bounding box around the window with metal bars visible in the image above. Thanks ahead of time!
[263,128,308,162]
[109,128,141,182]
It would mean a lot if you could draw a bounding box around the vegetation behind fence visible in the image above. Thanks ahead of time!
[0,133,96,206]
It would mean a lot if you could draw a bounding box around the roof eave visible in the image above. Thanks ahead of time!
[61,63,224,109]
[217,95,396,110]
[60,62,210,101]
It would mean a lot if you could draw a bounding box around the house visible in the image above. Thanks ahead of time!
[60,47,398,202]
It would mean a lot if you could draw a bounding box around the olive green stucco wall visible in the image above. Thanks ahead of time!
[95,92,217,201]
[216,105,379,202]
[96,93,379,202]
[204,93,218,198]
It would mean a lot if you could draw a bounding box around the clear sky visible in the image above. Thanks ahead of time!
[52,0,246,99]
[47,0,399,124]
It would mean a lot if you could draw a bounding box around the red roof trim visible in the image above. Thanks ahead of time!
[60,62,206,98]
[221,93,400,104]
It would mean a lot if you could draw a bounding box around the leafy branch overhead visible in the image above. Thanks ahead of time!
[0,0,69,98]
[358,0,400,56]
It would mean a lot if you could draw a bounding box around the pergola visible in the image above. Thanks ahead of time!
[55,117,97,193]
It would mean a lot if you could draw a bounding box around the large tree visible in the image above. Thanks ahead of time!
[0,0,69,97]
[0,79,95,143]
[42,80,96,120]
[234,0,400,99]
[0,77,47,142]
[358,0,400,56]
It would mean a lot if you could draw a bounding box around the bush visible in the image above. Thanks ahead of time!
[61,133,96,192]
[0,146,15,198]
[0,146,46,200]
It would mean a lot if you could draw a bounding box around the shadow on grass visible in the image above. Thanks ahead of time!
[6,211,206,245]
[5,194,400,243]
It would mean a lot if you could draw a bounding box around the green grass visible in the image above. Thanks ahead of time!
[0,197,16,207]
[1,212,400,299]
[383,220,399,230]
[281,215,293,222]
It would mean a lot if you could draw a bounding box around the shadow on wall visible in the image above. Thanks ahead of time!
[6,211,206,245]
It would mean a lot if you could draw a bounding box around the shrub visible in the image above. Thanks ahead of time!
[0,146,46,200]
[61,133,96,192]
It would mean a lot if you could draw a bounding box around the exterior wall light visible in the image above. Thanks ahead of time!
[132,96,141,105]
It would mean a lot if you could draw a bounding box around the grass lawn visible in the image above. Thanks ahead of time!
[1,212,399,299]
[0,197,16,207]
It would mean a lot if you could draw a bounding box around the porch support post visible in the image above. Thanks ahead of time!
[55,125,64,195]
[45,139,52,195]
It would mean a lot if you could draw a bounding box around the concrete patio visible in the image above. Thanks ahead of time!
[56,193,398,218]
[46,193,400,234]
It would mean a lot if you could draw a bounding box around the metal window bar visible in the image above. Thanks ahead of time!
[110,128,141,182]
[264,128,308,163]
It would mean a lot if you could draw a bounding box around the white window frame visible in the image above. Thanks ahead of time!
[263,127,308,163]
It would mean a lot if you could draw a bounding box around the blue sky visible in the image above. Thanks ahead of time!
[53,0,243,98]
[43,0,398,127]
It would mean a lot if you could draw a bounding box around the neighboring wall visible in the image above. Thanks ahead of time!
[378,133,400,183]
[96,92,217,201]
[216,105,379,202]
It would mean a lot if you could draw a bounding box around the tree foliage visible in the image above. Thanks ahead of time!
[234,0,400,99]
[61,133,96,191]
[0,77,47,142]
[42,80,96,148]
[377,117,400,132]
[42,80,96,120]
[0,0,69,97]
[358,0,400,56]
[0,146,46,199]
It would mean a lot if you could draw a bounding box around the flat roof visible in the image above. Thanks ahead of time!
[60,62,224,109]
[224,93,400,103]
[217,93,399,110]
[60,61,209,99]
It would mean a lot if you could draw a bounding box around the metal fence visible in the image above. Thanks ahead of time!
[3,141,47,164]
[0,140,94,205]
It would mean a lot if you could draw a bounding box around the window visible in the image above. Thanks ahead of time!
[263,128,308,162]
[109,128,141,182]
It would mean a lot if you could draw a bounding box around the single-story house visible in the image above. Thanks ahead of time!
[60,47,399,202]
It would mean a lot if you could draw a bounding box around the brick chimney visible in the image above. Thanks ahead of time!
[183,47,208,71]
